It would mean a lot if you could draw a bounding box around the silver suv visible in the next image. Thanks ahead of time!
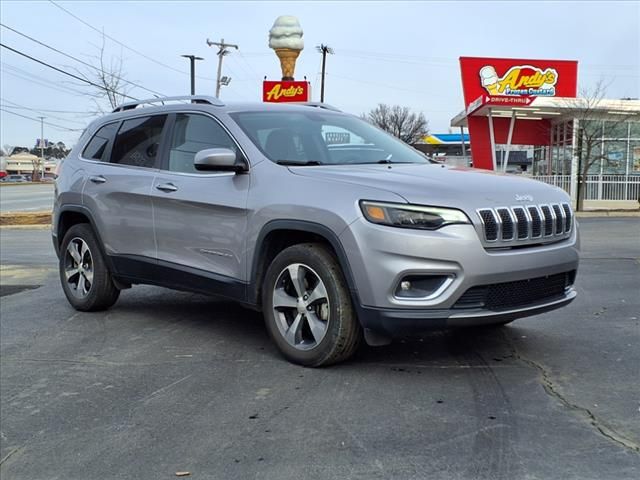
[53,95,579,366]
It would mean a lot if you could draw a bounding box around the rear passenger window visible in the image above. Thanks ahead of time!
[111,115,167,168]
[82,123,118,161]
[168,113,238,174]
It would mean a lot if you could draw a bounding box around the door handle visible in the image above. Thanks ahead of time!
[155,182,178,193]
[89,175,106,184]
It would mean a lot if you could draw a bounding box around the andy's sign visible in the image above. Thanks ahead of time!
[459,57,578,107]
[479,64,558,97]
[263,81,310,103]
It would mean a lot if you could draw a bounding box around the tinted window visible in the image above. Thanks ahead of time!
[82,123,118,161]
[111,115,167,168]
[168,113,237,173]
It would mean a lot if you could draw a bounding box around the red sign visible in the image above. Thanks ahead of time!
[459,57,578,107]
[263,81,310,103]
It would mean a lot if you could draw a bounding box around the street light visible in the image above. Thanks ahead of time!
[181,55,204,95]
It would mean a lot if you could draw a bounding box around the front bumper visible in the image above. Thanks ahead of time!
[356,288,576,338]
[339,218,579,334]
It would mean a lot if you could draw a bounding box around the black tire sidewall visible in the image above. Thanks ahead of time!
[262,244,355,366]
[59,224,118,311]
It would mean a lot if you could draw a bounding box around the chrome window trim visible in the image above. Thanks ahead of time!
[78,110,251,176]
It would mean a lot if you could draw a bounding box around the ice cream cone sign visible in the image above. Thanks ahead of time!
[480,66,500,95]
[269,16,304,80]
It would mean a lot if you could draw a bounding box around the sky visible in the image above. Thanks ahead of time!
[1,0,639,149]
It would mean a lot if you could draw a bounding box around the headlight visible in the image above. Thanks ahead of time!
[360,201,470,230]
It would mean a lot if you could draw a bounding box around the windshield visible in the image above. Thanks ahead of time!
[230,110,432,165]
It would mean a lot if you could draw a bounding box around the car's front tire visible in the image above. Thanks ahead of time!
[59,224,120,311]
[262,243,362,367]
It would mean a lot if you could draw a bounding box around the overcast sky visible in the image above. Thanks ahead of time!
[1,0,638,149]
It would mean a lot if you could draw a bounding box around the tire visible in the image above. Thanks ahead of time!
[59,223,120,311]
[262,243,362,367]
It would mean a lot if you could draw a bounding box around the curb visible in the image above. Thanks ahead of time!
[0,211,51,226]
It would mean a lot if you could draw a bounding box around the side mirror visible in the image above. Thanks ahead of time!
[194,148,247,173]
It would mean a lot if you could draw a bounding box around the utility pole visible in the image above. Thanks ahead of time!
[316,44,333,103]
[206,38,238,97]
[181,55,204,95]
[38,116,45,181]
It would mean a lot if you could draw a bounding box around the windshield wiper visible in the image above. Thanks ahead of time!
[276,160,322,166]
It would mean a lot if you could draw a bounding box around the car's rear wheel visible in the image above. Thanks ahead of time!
[59,224,120,311]
[262,243,362,367]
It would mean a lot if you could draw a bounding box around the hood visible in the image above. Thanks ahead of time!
[288,163,569,210]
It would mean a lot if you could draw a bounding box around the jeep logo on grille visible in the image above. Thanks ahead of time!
[515,194,534,202]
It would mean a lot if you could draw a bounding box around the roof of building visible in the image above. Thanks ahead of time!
[423,133,470,145]
[451,96,640,127]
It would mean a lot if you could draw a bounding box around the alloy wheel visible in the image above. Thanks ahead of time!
[272,263,330,351]
[64,237,94,298]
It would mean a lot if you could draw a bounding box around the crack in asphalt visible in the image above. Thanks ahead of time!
[0,445,24,466]
[503,334,640,454]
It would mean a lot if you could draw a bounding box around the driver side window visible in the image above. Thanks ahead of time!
[168,113,237,174]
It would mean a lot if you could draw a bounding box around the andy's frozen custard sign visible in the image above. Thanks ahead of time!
[479,64,558,97]
[459,57,578,108]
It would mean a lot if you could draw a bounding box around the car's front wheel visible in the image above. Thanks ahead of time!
[262,243,362,367]
[59,224,120,311]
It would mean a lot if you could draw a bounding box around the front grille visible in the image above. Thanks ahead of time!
[478,203,572,246]
[454,271,576,310]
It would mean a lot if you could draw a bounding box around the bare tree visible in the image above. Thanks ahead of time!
[72,34,133,114]
[563,80,636,210]
[363,104,429,144]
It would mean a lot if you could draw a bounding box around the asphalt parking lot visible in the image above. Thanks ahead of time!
[1,218,639,480]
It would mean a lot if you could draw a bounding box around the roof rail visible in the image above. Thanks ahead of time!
[300,102,341,112]
[112,95,224,113]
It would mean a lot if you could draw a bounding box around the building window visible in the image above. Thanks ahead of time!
[603,141,627,174]
[603,121,630,140]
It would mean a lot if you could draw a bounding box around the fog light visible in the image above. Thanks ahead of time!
[394,275,453,299]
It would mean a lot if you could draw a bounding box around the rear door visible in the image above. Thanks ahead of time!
[151,112,250,285]
[82,114,167,261]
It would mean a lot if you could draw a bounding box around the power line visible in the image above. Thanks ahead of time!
[0,23,165,97]
[0,108,84,132]
[0,43,138,101]
[48,0,217,82]
[0,103,90,114]
[1,99,87,125]
[2,65,91,96]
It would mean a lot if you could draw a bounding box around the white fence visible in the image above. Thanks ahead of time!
[531,175,640,201]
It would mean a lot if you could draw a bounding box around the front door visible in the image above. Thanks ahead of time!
[151,112,250,291]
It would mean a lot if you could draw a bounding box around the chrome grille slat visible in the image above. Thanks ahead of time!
[540,205,554,237]
[552,204,564,235]
[527,205,542,238]
[562,203,572,232]
[477,203,573,247]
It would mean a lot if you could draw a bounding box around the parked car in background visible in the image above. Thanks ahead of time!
[1,174,29,183]
[52,96,580,367]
